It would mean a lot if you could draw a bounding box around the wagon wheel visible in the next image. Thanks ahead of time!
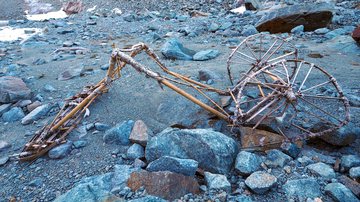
[227,33,298,86]
[233,59,350,141]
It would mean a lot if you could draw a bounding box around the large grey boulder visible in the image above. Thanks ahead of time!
[235,151,262,175]
[320,124,360,146]
[103,120,134,145]
[193,50,219,61]
[161,38,196,60]
[325,183,360,202]
[54,165,139,202]
[283,178,322,199]
[256,3,333,33]
[146,128,238,174]
[0,76,31,103]
[147,156,198,176]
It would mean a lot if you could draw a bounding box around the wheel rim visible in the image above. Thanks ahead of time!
[232,59,350,141]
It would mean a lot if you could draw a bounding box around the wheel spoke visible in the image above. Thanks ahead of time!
[300,80,332,93]
[298,96,342,123]
[299,63,314,91]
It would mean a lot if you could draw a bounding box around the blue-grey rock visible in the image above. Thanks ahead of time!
[235,151,262,175]
[0,104,12,116]
[349,167,360,180]
[44,84,56,92]
[245,171,277,194]
[280,142,301,158]
[103,120,134,145]
[0,156,9,166]
[306,162,336,180]
[241,25,259,36]
[161,38,195,60]
[29,178,43,187]
[73,140,87,149]
[0,76,31,103]
[283,178,322,199]
[193,49,220,61]
[146,128,238,174]
[32,58,47,65]
[297,156,314,166]
[147,156,198,176]
[302,149,336,165]
[219,22,233,30]
[21,104,52,125]
[128,196,167,202]
[320,124,360,146]
[325,26,356,39]
[341,155,360,171]
[265,149,292,168]
[314,28,330,34]
[2,107,25,122]
[126,143,144,160]
[324,183,359,202]
[95,122,111,131]
[209,23,220,32]
[54,165,139,202]
[0,140,11,152]
[291,25,304,34]
[205,172,231,192]
[48,141,73,159]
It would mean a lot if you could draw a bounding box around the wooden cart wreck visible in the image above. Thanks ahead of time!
[19,33,350,161]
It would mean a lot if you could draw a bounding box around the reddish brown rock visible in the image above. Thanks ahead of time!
[240,127,284,151]
[0,76,31,103]
[127,170,200,200]
[129,120,152,146]
[337,175,360,197]
[62,1,84,15]
[27,101,42,112]
[256,3,333,33]
[352,26,360,44]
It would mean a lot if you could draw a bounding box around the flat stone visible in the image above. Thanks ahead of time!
[297,156,314,166]
[341,155,360,172]
[2,107,25,122]
[245,171,277,194]
[21,104,52,125]
[103,120,134,145]
[0,140,11,152]
[306,162,336,180]
[205,172,231,192]
[27,101,42,112]
[350,167,360,180]
[256,3,333,33]
[193,49,219,61]
[241,25,259,36]
[94,122,111,131]
[127,170,200,201]
[0,76,31,103]
[161,38,195,60]
[325,183,359,202]
[147,156,198,176]
[235,151,262,176]
[48,141,73,159]
[126,143,144,160]
[73,140,87,149]
[146,128,238,174]
[0,156,9,166]
[265,149,292,168]
[283,178,322,199]
[129,120,152,146]
[240,127,285,151]
[0,104,12,116]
